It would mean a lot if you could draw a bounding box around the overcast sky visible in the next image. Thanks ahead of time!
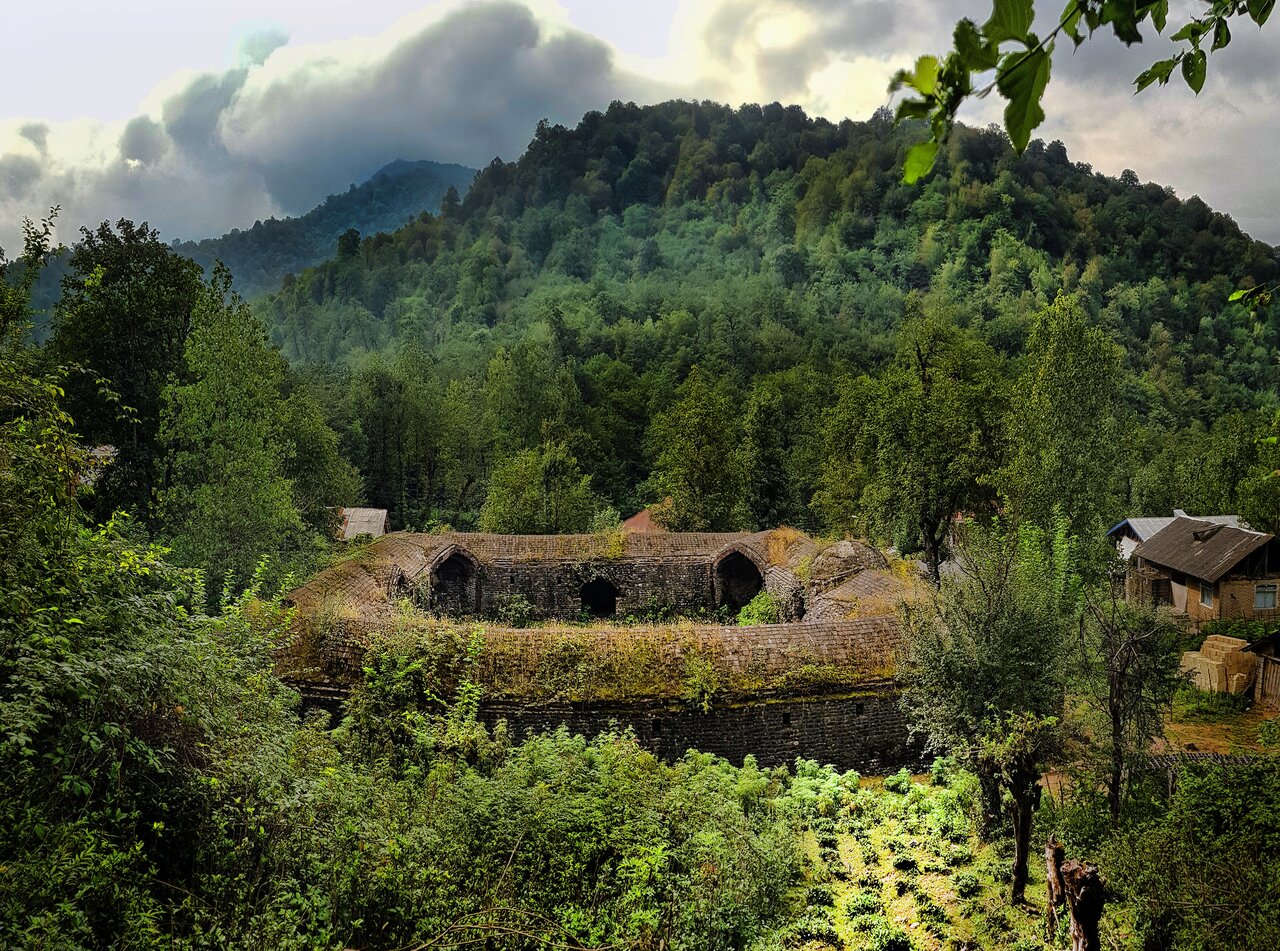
[3,0,1278,250]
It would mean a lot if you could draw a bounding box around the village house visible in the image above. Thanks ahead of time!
[1107,509,1241,561]
[1127,516,1280,624]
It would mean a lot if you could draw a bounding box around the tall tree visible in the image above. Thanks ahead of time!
[479,441,598,534]
[1077,586,1184,824]
[816,300,1006,583]
[738,382,791,530]
[159,267,301,591]
[999,295,1122,544]
[50,220,204,523]
[902,518,1074,902]
[647,366,742,532]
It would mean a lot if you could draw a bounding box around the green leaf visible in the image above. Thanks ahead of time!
[1151,0,1169,33]
[890,56,941,96]
[956,18,1001,70]
[895,98,932,121]
[1169,21,1209,43]
[903,140,939,184]
[1134,57,1178,93]
[1248,0,1276,27]
[1182,48,1206,93]
[1229,289,1252,302]
[1061,1,1084,45]
[911,55,940,96]
[997,46,1052,153]
[1212,17,1231,51]
[984,0,1034,44]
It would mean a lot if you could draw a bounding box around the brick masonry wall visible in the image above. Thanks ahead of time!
[478,689,924,774]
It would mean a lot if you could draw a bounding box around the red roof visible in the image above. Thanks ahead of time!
[621,501,670,533]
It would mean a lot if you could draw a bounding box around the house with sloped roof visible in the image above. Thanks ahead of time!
[1107,509,1242,560]
[1127,516,1280,623]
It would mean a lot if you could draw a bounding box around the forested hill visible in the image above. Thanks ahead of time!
[249,100,1280,534]
[263,100,1278,376]
[173,158,476,297]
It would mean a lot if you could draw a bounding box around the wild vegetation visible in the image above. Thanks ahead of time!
[3,93,1280,949]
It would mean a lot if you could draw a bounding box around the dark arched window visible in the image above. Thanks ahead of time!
[580,578,619,618]
[430,550,479,615]
[715,551,763,612]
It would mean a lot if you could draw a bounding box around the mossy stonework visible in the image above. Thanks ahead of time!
[281,528,928,771]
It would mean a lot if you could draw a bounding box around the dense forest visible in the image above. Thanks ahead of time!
[4,98,1280,949]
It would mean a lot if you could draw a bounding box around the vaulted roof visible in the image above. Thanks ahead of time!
[1132,517,1275,583]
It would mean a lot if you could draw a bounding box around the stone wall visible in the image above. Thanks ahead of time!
[456,558,721,620]
[480,688,923,774]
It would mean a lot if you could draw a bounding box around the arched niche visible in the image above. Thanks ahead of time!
[580,577,619,619]
[429,548,480,616]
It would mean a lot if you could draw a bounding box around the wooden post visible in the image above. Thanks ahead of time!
[1044,837,1066,938]
[1061,859,1105,951]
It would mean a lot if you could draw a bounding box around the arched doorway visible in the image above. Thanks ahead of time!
[580,578,619,619]
[430,550,479,615]
[715,551,763,612]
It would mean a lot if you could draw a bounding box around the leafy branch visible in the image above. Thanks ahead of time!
[891,0,1276,184]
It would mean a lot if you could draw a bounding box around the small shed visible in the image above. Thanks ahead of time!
[339,507,390,541]
[1243,633,1280,710]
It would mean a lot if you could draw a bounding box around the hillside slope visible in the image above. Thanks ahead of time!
[174,159,476,297]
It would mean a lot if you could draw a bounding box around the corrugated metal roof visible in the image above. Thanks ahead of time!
[340,507,389,540]
[1131,517,1273,583]
[1108,513,1241,542]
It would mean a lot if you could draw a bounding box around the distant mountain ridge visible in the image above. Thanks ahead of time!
[172,159,476,297]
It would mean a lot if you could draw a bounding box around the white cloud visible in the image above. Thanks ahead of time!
[4,0,1280,252]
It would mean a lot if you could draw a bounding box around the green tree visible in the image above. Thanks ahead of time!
[280,389,363,535]
[816,302,1006,583]
[999,295,1122,545]
[901,518,1074,901]
[738,381,791,530]
[648,366,743,532]
[479,441,598,534]
[50,220,204,522]
[1077,586,1185,824]
[160,266,302,591]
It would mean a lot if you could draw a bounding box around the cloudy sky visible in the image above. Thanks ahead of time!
[3,0,1278,250]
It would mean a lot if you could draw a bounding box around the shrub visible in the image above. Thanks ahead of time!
[929,756,957,786]
[845,891,881,916]
[953,872,981,899]
[787,909,839,944]
[1172,684,1250,722]
[737,591,781,625]
[869,921,914,951]
[883,768,913,793]
[805,884,835,908]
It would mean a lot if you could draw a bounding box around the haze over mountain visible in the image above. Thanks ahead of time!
[172,158,476,297]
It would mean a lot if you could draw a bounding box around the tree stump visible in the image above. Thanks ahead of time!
[1061,859,1105,951]
[1044,837,1066,938]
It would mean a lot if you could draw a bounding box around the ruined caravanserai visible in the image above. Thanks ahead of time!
[282,528,927,771]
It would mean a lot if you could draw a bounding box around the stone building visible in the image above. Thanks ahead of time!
[282,528,927,772]
[295,528,898,624]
